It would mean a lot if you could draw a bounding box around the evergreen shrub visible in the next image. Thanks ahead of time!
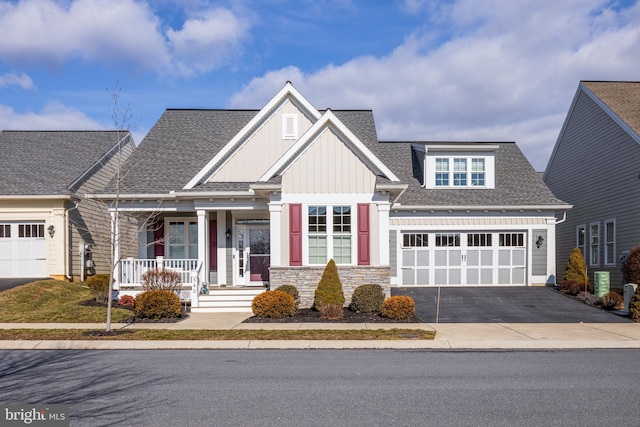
[133,290,182,320]
[381,296,416,320]
[86,274,111,303]
[274,285,299,309]
[629,288,640,320]
[623,245,640,284]
[349,284,385,313]
[314,259,345,310]
[563,247,587,284]
[600,291,623,309]
[318,303,344,320]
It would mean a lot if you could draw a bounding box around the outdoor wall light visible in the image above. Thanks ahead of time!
[226,228,231,240]
[536,235,544,249]
[47,225,55,238]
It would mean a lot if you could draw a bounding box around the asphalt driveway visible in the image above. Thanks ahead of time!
[392,286,633,323]
[0,278,47,293]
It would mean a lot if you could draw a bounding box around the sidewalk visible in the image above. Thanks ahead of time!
[1,312,639,350]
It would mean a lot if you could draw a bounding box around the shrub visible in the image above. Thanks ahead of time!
[563,247,588,284]
[251,290,296,318]
[600,291,623,309]
[381,296,416,320]
[118,295,135,309]
[629,288,640,320]
[275,285,299,308]
[576,291,600,306]
[141,268,182,293]
[558,280,592,296]
[86,274,111,303]
[314,259,345,310]
[350,284,385,313]
[133,290,181,320]
[623,245,640,284]
[319,303,344,320]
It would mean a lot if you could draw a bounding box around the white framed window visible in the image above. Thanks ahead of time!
[18,223,45,238]
[468,233,492,247]
[589,222,600,267]
[576,224,586,264]
[430,155,492,188]
[499,233,524,247]
[0,224,10,238]
[403,233,429,248]
[604,219,616,266]
[282,114,298,139]
[307,205,352,265]
[166,219,198,259]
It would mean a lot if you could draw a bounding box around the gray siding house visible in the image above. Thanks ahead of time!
[544,81,640,289]
[0,130,135,280]
[95,83,570,312]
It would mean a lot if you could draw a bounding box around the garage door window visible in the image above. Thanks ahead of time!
[0,224,9,238]
[19,224,45,238]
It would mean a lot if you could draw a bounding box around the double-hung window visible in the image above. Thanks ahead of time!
[589,222,600,267]
[435,158,449,186]
[308,205,352,264]
[576,225,586,263]
[434,157,487,187]
[471,158,485,186]
[604,219,616,266]
[167,220,198,259]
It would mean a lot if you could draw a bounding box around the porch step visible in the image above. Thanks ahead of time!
[191,288,264,313]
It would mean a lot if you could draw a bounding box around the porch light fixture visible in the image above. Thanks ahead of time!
[226,228,231,240]
[536,235,544,249]
[47,225,55,238]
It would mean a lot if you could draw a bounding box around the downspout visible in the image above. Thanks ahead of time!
[64,207,72,281]
[556,210,568,225]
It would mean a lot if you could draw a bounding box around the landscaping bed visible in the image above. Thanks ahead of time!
[244,307,422,323]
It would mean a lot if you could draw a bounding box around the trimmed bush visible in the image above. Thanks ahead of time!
[141,268,182,293]
[314,259,345,310]
[319,303,344,320]
[86,274,111,303]
[252,290,296,319]
[275,285,299,308]
[600,291,623,309]
[381,296,416,320]
[623,245,640,284]
[558,280,593,296]
[350,284,385,313]
[629,288,640,320]
[563,247,588,284]
[133,290,181,320]
[118,295,135,309]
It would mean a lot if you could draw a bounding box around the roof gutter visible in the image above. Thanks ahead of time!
[391,204,573,211]
[0,195,73,200]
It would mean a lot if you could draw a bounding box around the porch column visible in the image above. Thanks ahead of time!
[546,216,557,285]
[111,210,120,289]
[195,210,209,307]
[269,200,282,266]
[377,202,390,265]
[216,210,227,285]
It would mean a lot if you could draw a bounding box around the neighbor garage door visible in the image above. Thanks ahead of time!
[0,222,47,277]
[401,231,526,286]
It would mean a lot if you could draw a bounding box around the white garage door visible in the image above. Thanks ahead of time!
[401,231,526,286]
[0,222,47,278]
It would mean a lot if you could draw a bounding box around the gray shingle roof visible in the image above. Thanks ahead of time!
[582,81,640,137]
[0,130,128,196]
[116,108,567,208]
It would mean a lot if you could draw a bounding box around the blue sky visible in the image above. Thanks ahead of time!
[1,0,639,171]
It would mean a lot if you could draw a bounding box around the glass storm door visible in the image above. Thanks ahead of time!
[248,228,270,283]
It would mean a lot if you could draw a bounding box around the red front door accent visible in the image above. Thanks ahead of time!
[357,204,370,265]
[289,204,302,266]
[209,220,217,270]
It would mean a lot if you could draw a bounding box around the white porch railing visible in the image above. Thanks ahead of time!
[118,257,199,289]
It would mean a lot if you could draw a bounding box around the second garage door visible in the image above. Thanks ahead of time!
[0,222,47,278]
[401,231,526,286]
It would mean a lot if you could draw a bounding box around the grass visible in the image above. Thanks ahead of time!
[0,280,434,341]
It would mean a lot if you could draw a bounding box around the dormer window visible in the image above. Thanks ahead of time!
[282,114,298,139]
[420,144,497,189]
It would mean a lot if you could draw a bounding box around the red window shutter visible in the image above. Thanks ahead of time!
[289,204,302,266]
[358,204,370,265]
[209,220,218,270]
[154,220,165,257]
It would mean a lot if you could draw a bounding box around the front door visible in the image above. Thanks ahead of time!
[236,226,270,286]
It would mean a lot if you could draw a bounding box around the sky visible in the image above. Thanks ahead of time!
[1,0,639,171]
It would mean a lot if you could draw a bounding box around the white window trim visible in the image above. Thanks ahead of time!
[604,218,616,266]
[303,204,357,266]
[165,217,198,260]
[576,224,586,264]
[424,153,495,189]
[282,113,298,140]
[589,221,600,267]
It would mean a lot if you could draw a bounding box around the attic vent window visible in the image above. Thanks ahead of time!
[282,114,298,139]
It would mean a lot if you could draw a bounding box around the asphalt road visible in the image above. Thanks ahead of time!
[392,286,633,323]
[1,349,638,426]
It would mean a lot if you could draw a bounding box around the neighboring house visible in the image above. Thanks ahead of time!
[544,81,640,290]
[96,83,570,311]
[0,130,135,280]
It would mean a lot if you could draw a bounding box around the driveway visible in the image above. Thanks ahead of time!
[392,287,633,323]
[0,278,46,293]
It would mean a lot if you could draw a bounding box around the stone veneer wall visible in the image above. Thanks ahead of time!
[270,266,391,308]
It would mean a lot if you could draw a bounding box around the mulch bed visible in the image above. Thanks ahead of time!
[243,308,422,323]
[79,299,190,323]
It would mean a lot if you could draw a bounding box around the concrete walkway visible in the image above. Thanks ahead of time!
[1,312,639,350]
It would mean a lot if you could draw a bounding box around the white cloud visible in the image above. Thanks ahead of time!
[229,0,640,170]
[0,102,102,130]
[0,72,34,89]
[167,7,250,76]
